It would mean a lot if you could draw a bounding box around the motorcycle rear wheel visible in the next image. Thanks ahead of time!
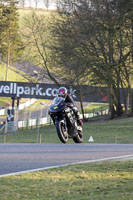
[73,130,83,143]
[55,121,68,143]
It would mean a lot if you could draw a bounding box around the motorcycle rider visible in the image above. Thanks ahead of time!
[57,87,83,126]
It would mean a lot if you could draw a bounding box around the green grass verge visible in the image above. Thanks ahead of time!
[84,103,109,113]
[0,161,133,200]
[1,117,133,144]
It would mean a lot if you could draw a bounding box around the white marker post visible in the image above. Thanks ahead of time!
[88,136,94,142]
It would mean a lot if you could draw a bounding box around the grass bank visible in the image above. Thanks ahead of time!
[0,63,28,82]
[84,103,109,113]
[0,161,133,200]
[0,117,133,144]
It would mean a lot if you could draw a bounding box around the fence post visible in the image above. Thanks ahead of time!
[4,121,8,134]
[115,135,118,144]
[40,133,42,144]
[36,118,40,143]
[15,109,18,131]
[4,135,6,143]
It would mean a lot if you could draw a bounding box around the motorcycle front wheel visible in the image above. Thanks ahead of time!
[55,121,68,143]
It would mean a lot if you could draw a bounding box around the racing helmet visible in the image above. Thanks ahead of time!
[57,87,68,97]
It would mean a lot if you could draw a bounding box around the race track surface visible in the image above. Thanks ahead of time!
[0,143,133,176]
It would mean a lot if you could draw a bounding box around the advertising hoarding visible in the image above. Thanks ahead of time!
[0,81,109,103]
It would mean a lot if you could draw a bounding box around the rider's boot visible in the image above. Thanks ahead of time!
[77,115,83,126]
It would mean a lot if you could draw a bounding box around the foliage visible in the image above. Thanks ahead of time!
[20,11,60,85]
[0,0,24,81]
[50,0,133,118]
[1,2,133,119]
[50,14,90,85]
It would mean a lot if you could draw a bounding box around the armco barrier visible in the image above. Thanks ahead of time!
[0,109,5,116]
[17,117,49,129]
[0,98,37,116]
[7,114,89,131]
[3,110,109,133]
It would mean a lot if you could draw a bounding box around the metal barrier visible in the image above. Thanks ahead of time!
[0,105,109,134]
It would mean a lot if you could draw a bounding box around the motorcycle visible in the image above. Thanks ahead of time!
[49,97,83,143]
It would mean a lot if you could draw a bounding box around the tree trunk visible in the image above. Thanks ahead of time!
[130,18,133,115]
[108,85,115,119]
[77,83,85,121]
[130,90,133,115]
[116,70,122,116]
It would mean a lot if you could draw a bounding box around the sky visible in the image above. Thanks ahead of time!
[23,0,57,10]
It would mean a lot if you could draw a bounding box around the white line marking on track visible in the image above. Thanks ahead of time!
[0,154,133,178]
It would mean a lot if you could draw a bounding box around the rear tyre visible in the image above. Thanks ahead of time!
[73,130,83,143]
[55,121,68,143]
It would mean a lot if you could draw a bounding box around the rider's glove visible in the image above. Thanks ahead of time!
[66,103,73,108]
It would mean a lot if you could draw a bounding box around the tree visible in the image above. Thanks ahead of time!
[34,0,38,9]
[43,0,50,10]
[114,0,133,115]
[21,11,60,85]
[81,0,132,117]
[51,0,133,118]
[0,0,23,81]
[50,13,91,118]
[18,0,25,8]
[56,0,62,9]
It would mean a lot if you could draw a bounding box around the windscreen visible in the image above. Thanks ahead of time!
[53,97,64,106]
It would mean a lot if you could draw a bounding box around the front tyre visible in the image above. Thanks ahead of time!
[55,121,68,143]
[73,130,83,143]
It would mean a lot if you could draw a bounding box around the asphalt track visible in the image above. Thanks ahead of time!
[0,143,133,177]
